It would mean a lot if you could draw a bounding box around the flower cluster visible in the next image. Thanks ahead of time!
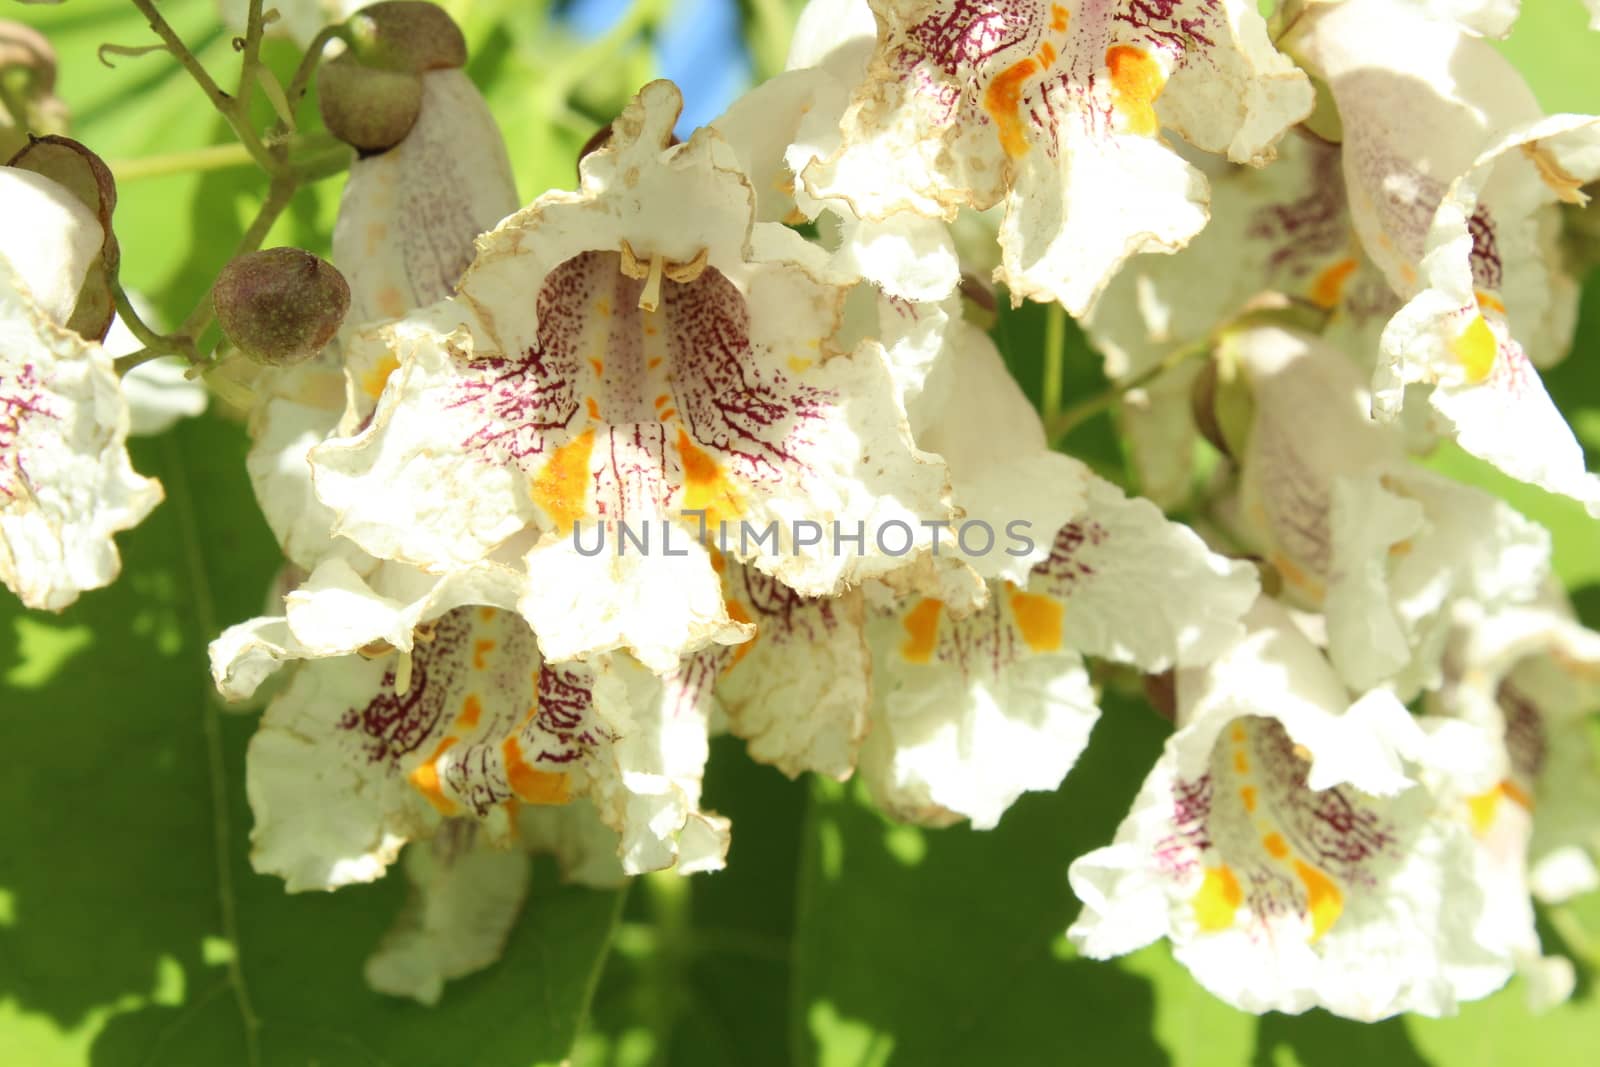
[8,0,1600,1022]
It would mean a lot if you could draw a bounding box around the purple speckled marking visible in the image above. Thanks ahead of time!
[730,567,843,646]
[1030,518,1111,595]
[448,251,836,521]
[1466,205,1504,292]
[1247,139,1350,281]
[1154,772,1213,876]
[1251,719,1398,883]
[1497,681,1548,784]
[0,363,55,501]
[337,610,469,767]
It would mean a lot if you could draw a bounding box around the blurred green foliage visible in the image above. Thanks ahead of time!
[2,1,1600,1065]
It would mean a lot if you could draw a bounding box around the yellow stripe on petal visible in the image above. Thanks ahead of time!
[1294,859,1343,942]
[677,427,742,524]
[409,737,460,814]
[503,736,571,805]
[531,429,596,534]
[1468,779,1535,835]
[900,598,943,663]
[1309,258,1357,310]
[1194,865,1243,932]
[1449,314,1497,384]
[984,58,1041,160]
[1008,588,1064,653]
[361,353,400,399]
[1106,45,1166,137]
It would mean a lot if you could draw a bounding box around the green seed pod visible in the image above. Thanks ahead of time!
[345,1,467,73]
[318,53,424,152]
[213,248,351,367]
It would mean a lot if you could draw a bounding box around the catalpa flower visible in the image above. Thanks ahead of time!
[804,0,1313,313]
[708,295,1090,784]
[225,594,728,891]
[1414,595,1600,1009]
[1376,115,1600,516]
[1214,326,1549,695]
[727,291,1256,826]
[1291,0,1600,514]
[1,165,160,610]
[312,80,955,673]
[1069,600,1509,1020]
[1086,132,1400,507]
[864,471,1258,829]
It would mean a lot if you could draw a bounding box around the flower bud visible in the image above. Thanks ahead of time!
[1189,349,1255,462]
[344,2,467,73]
[213,248,350,366]
[318,54,424,152]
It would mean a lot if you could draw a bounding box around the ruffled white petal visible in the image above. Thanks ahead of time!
[245,603,727,891]
[364,819,530,1005]
[1374,116,1600,514]
[0,257,161,610]
[864,470,1255,827]
[1069,601,1509,1021]
[716,563,871,780]
[806,0,1310,314]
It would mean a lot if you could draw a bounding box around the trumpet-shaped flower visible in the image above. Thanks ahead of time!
[1293,0,1600,514]
[1219,326,1548,695]
[311,80,956,673]
[865,471,1258,829]
[1069,601,1509,1020]
[804,0,1312,313]
[1415,595,1600,1008]
[227,594,727,891]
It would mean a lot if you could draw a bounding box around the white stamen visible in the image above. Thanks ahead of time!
[638,252,665,313]
[394,650,414,696]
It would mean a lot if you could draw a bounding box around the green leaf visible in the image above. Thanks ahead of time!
[0,415,623,1067]
[577,736,804,1065]
[791,690,1256,1067]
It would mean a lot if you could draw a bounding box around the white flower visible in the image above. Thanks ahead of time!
[229,596,727,891]
[333,68,519,331]
[1430,595,1600,1009]
[802,0,1312,313]
[0,168,160,610]
[1216,325,1548,695]
[1291,0,1600,514]
[865,472,1258,829]
[1376,115,1600,516]
[310,80,956,673]
[1069,600,1508,1020]
[1084,132,1399,506]
[860,309,1255,827]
